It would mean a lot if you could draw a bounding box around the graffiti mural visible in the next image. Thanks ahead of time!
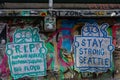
[6,27,47,79]
[0,17,119,79]
[74,23,114,72]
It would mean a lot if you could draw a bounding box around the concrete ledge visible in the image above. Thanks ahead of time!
[0,3,120,9]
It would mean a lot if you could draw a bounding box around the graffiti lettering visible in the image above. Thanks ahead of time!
[50,11,81,16]
[24,65,40,71]
[79,48,104,56]
[74,23,114,72]
[81,39,103,48]
[79,56,109,66]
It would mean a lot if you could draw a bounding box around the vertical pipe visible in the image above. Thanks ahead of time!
[49,0,53,9]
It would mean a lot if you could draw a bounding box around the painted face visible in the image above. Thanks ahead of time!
[14,29,32,43]
[82,23,100,37]
[14,27,40,43]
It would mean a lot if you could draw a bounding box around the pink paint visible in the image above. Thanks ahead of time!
[7,27,13,42]
[57,36,74,67]
[47,58,53,68]
[46,28,74,67]
[112,25,120,46]
[46,28,73,42]
[0,54,10,77]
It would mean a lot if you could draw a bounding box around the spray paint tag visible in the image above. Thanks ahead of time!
[74,23,114,72]
[21,10,30,16]
[6,27,47,79]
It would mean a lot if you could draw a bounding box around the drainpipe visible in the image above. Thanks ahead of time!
[49,0,53,9]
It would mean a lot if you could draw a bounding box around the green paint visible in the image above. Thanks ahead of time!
[107,28,112,36]
[15,45,20,53]
[24,45,27,53]
[29,44,35,52]
[6,27,47,79]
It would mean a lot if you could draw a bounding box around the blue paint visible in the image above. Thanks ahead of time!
[79,48,104,56]
[100,23,109,37]
[98,39,103,48]
[81,23,100,37]
[79,56,110,66]
[81,38,103,48]
[87,39,92,47]
[105,58,109,66]
[79,48,83,55]
[87,57,92,64]
[79,56,86,64]
[62,38,72,53]
[74,23,115,72]
[92,39,98,47]
[61,20,75,53]
[81,39,86,46]
[61,19,97,53]
[81,23,109,37]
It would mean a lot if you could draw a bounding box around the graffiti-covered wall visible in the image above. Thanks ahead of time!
[0,17,120,80]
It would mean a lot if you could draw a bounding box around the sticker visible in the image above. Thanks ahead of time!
[74,23,114,72]
[44,16,56,31]
[6,27,47,79]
